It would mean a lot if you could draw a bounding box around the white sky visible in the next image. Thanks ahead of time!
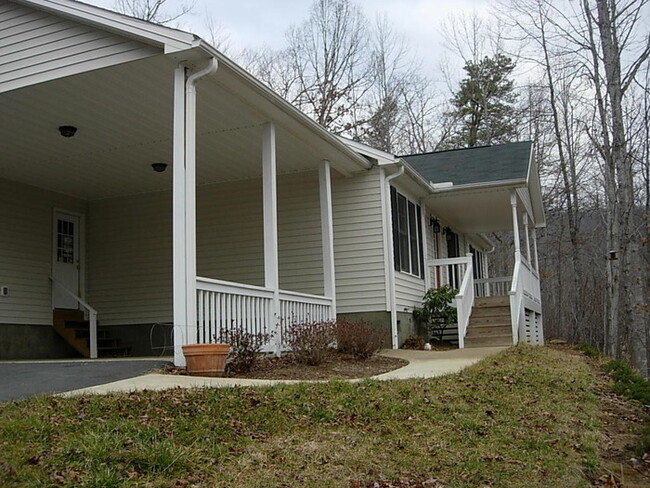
[83,0,493,84]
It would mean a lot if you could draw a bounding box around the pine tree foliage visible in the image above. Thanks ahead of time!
[446,54,519,148]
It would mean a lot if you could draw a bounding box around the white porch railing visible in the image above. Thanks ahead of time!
[508,254,542,344]
[429,255,474,348]
[195,277,334,352]
[429,256,470,290]
[49,276,98,359]
[474,277,512,297]
[278,289,333,344]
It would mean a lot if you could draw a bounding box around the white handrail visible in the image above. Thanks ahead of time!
[429,256,472,267]
[49,276,98,359]
[508,257,522,344]
[454,255,474,349]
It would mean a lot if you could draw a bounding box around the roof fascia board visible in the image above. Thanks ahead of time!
[12,0,196,53]
[426,178,527,197]
[198,42,371,173]
[526,146,546,227]
[516,187,534,222]
[337,136,396,163]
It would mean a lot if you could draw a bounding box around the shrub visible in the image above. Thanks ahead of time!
[577,342,602,359]
[401,335,426,350]
[333,319,383,359]
[413,286,458,342]
[603,359,650,406]
[602,359,650,456]
[218,328,270,374]
[284,321,335,366]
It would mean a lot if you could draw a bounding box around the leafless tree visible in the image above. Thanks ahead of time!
[113,0,193,25]
[285,0,372,135]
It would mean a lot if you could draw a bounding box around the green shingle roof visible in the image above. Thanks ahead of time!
[401,141,532,186]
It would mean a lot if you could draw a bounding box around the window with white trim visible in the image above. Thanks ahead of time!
[390,187,424,278]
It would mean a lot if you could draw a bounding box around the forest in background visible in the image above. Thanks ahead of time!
[114,0,649,376]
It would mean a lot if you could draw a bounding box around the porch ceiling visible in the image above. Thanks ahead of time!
[0,53,359,201]
[426,184,522,234]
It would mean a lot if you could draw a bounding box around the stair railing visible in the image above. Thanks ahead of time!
[507,256,523,345]
[454,254,475,349]
[49,277,98,359]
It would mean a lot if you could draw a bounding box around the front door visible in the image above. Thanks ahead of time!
[52,211,81,309]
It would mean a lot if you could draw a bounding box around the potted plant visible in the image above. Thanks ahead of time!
[412,286,458,344]
[182,342,230,377]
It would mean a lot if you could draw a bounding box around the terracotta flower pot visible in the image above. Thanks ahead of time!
[182,343,230,377]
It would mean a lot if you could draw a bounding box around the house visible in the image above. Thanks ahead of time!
[0,0,545,366]
[333,139,545,349]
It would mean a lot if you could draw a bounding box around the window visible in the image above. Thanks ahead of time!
[390,187,424,277]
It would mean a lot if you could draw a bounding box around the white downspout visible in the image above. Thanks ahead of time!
[184,57,218,344]
[385,164,404,349]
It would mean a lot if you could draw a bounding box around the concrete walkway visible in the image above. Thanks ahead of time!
[60,346,506,397]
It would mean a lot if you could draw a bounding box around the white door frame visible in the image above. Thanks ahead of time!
[51,208,86,308]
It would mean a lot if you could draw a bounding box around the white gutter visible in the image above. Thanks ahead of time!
[184,57,218,346]
[384,164,404,349]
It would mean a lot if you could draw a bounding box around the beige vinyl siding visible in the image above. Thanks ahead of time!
[196,180,264,288]
[87,174,326,325]
[0,178,86,325]
[332,168,387,313]
[0,0,158,93]
[277,172,324,295]
[87,191,172,325]
[197,173,324,295]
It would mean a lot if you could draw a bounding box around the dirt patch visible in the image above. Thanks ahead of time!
[230,353,409,380]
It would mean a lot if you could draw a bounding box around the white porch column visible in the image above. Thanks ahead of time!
[532,226,540,271]
[510,192,521,259]
[172,65,187,367]
[420,202,431,290]
[523,214,531,263]
[262,122,281,352]
[319,160,336,316]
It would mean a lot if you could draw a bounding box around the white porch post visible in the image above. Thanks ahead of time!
[532,226,539,271]
[523,214,531,263]
[510,192,521,259]
[420,201,431,290]
[172,65,187,367]
[319,160,336,317]
[262,122,281,353]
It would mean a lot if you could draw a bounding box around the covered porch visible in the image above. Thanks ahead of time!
[0,45,368,363]
[426,182,544,349]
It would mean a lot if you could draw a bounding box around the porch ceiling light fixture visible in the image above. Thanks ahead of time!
[151,162,168,173]
[58,125,77,137]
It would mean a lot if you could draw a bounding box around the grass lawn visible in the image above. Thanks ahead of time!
[0,346,606,487]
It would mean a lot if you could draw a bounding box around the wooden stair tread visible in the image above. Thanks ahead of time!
[52,309,131,359]
[463,298,513,347]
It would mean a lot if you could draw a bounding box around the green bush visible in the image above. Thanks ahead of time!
[603,360,650,406]
[577,342,602,359]
[413,286,458,342]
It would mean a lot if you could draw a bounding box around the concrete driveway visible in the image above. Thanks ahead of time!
[0,358,171,402]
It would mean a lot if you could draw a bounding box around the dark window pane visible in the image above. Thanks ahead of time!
[390,187,400,271]
[397,194,409,273]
